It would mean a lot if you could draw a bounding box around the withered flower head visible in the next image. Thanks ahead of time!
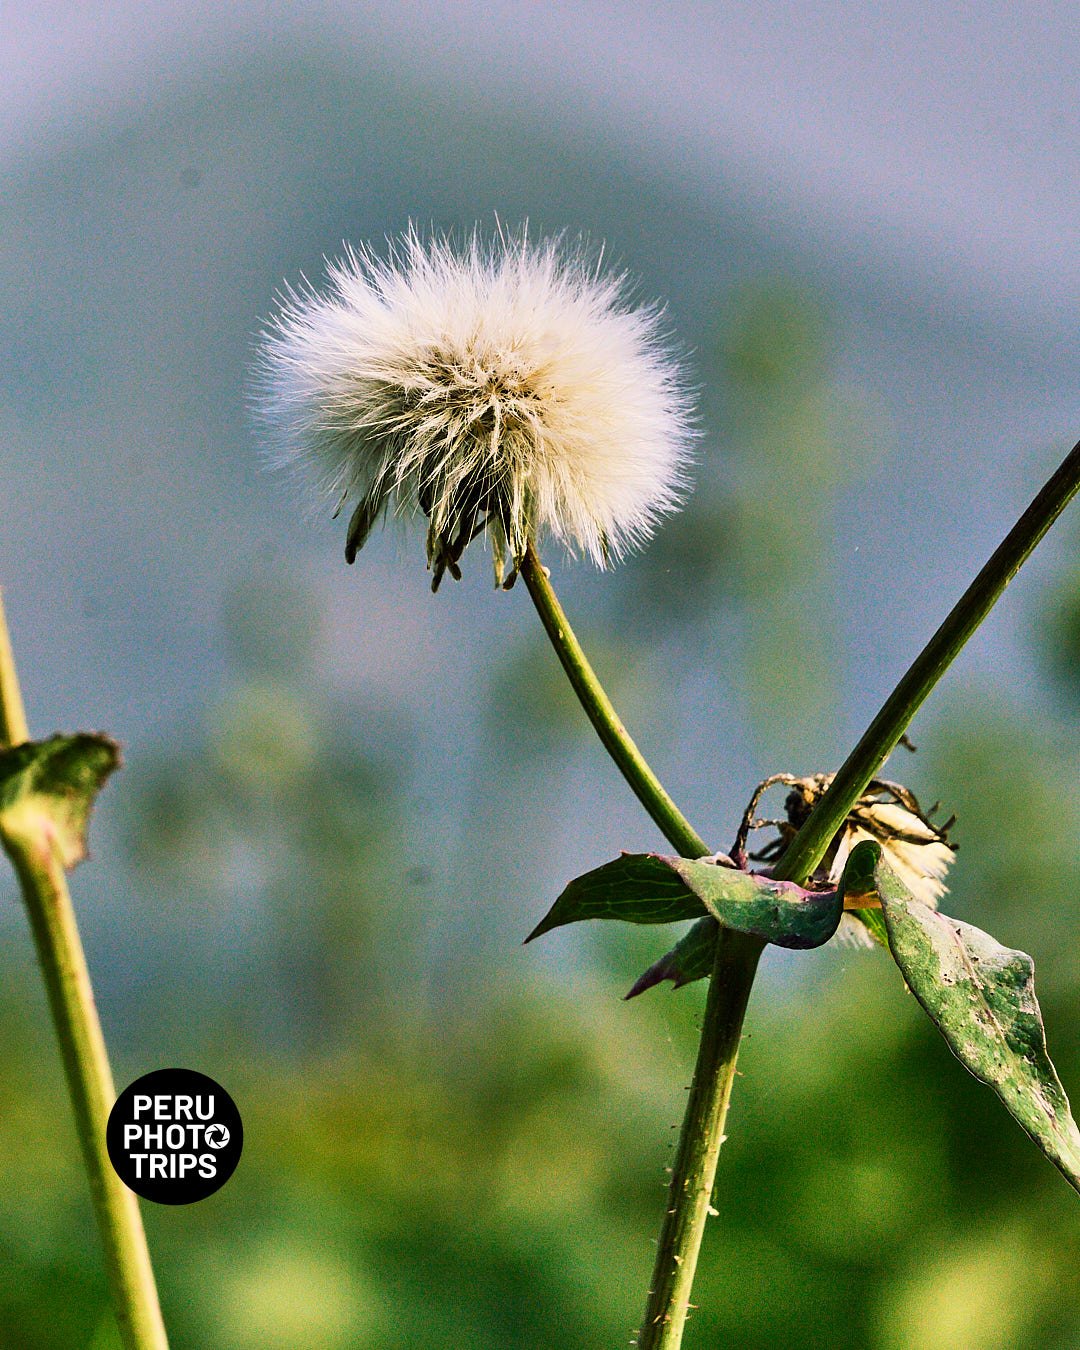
[779,773,956,907]
[737,772,956,944]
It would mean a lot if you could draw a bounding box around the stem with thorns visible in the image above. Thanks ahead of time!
[522,436,1080,1350]
[0,591,169,1350]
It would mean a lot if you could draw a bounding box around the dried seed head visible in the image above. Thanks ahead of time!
[738,772,956,947]
[255,228,695,589]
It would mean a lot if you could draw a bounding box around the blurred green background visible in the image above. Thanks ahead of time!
[2,6,1079,1347]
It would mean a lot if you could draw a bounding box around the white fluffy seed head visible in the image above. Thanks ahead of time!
[254,228,695,587]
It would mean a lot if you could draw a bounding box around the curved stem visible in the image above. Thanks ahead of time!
[0,591,169,1350]
[515,546,761,1346]
[518,543,709,859]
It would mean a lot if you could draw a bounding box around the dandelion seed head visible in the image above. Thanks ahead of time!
[255,227,694,587]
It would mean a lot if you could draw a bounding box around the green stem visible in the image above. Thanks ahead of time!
[637,928,763,1349]
[518,544,708,859]
[776,435,1080,886]
[0,591,169,1350]
[0,590,29,745]
[643,434,1080,1349]
[515,546,763,1347]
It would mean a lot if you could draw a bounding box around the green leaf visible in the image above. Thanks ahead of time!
[847,909,889,947]
[624,851,880,997]
[527,852,844,949]
[857,839,1080,1194]
[0,733,121,869]
[672,857,844,948]
[625,916,718,998]
[525,853,707,943]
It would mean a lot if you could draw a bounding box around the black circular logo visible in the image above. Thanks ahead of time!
[106,1068,243,1205]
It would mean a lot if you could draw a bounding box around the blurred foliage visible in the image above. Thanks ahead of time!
[3,289,1080,1350]
[712,278,884,754]
[1038,527,1080,706]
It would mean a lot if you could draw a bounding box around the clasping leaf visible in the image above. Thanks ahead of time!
[0,733,120,870]
[527,853,844,949]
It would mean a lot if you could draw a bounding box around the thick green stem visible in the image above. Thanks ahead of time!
[518,544,708,859]
[523,435,1080,1350]
[0,591,169,1350]
[643,435,1080,1349]
[637,929,763,1349]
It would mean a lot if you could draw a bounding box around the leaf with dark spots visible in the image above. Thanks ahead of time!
[852,839,1080,1193]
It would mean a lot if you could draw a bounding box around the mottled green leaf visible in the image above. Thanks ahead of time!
[527,852,844,950]
[858,839,1080,1193]
[624,842,890,996]
[670,856,844,948]
[0,734,120,869]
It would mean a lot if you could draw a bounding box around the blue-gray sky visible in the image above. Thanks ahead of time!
[7,0,1078,327]
[2,0,1077,979]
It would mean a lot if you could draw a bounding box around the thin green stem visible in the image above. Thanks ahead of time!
[0,590,29,745]
[518,544,708,859]
[0,591,169,1350]
[515,547,762,1348]
[776,435,1080,886]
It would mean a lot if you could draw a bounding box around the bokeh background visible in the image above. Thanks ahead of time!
[3,3,1079,1346]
